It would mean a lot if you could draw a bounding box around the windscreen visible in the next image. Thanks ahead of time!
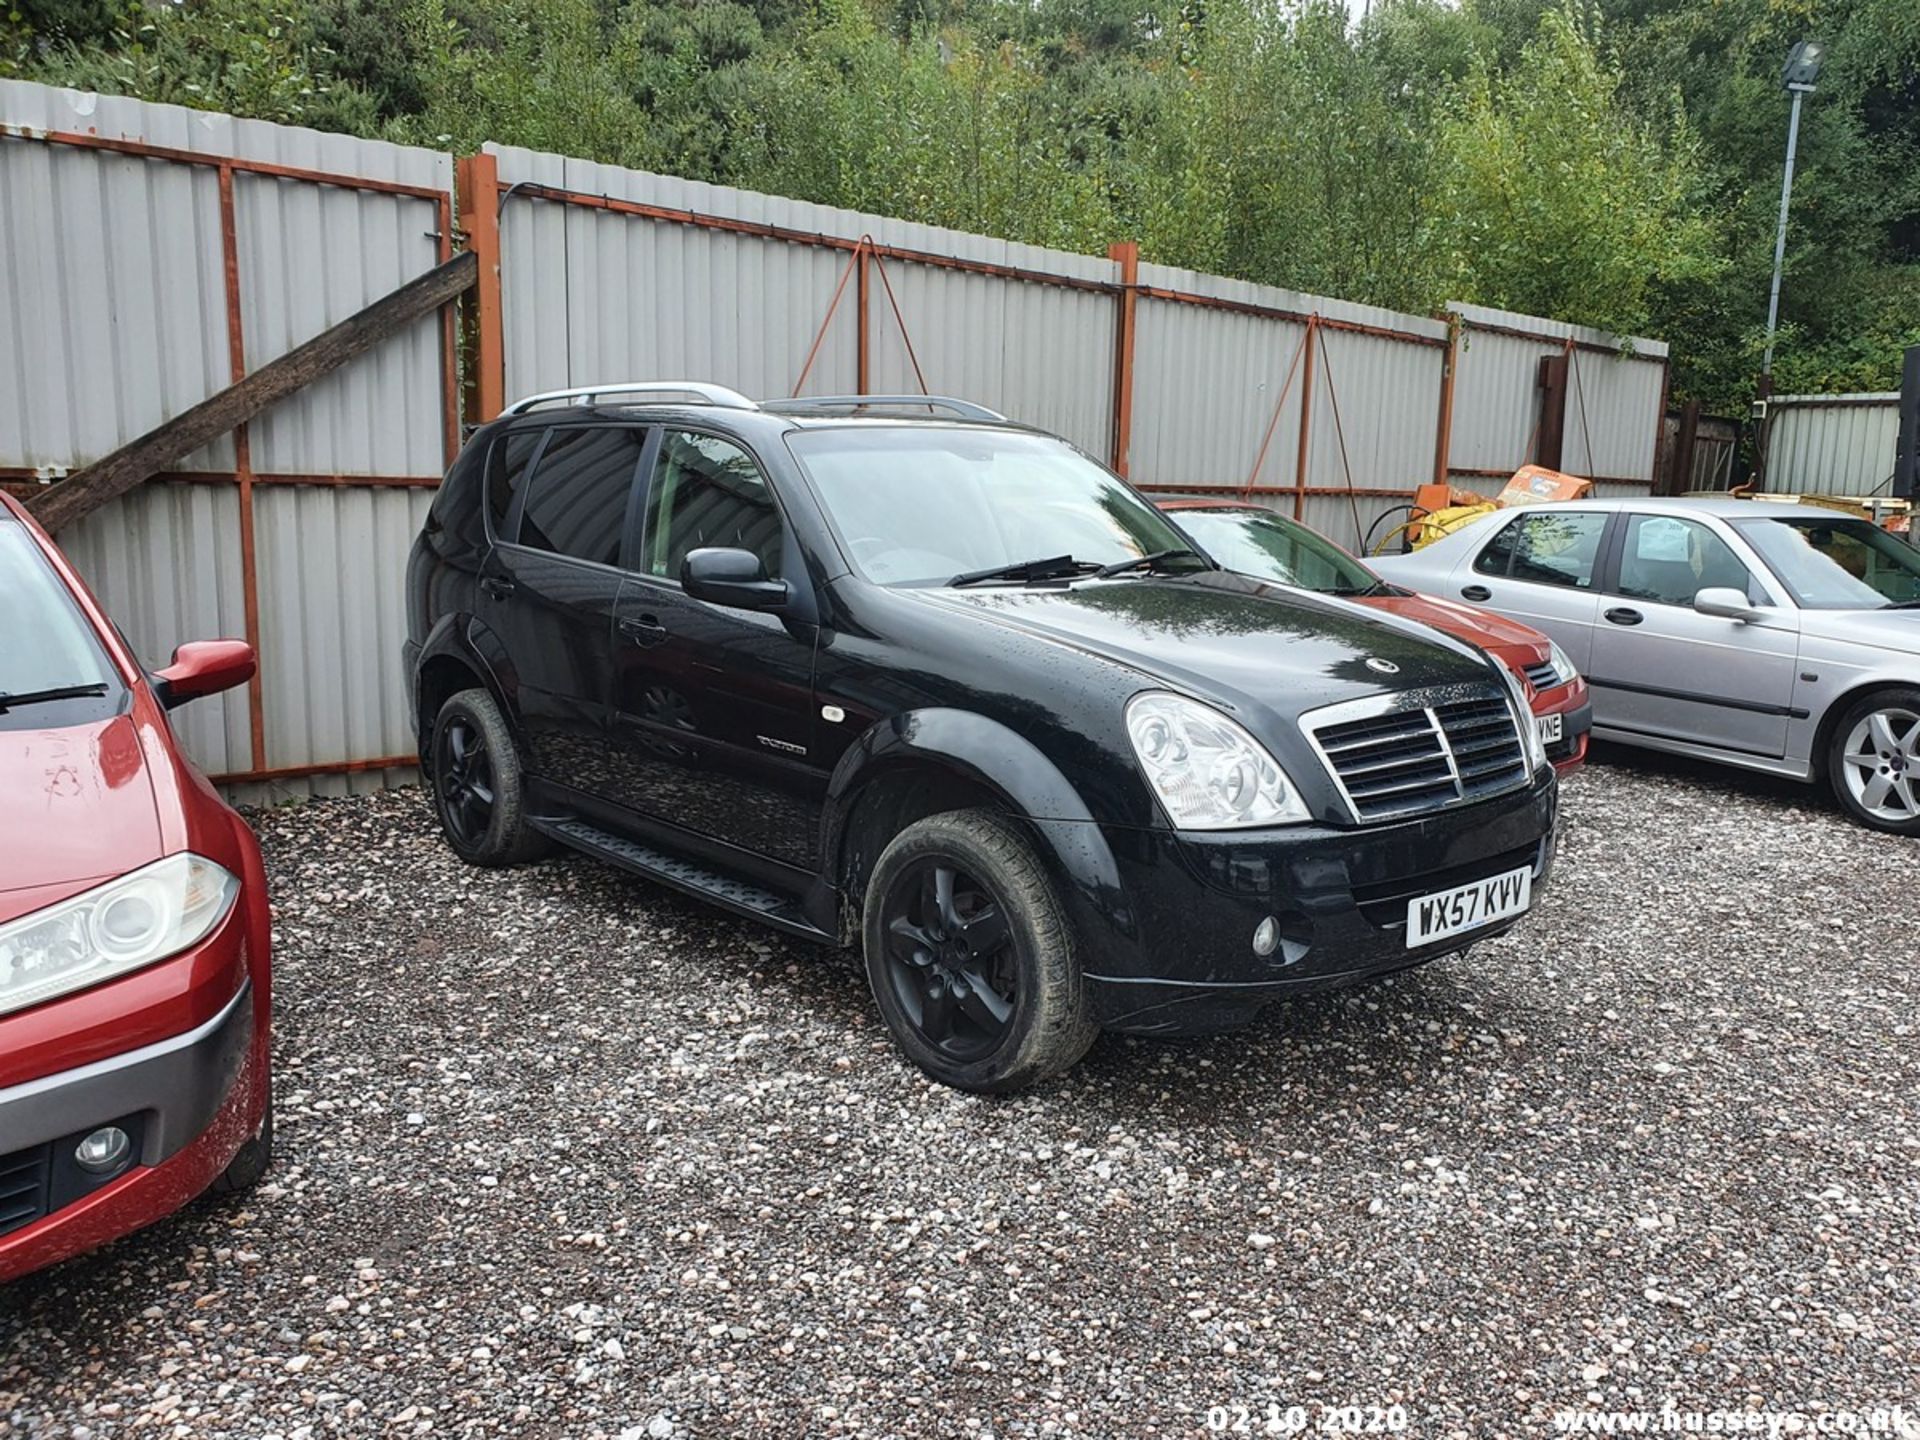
[1170,507,1379,593]
[0,520,121,718]
[785,427,1197,587]
[1733,515,1920,609]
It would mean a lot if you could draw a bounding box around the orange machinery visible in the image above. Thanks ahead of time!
[1386,466,1594,552]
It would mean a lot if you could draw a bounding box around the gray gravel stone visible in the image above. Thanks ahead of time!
[2,751,1915,1436]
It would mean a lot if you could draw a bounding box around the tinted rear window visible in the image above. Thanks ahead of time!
[517,426,647,567]
[487,429,544,537]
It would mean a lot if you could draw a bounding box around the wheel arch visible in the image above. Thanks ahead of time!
[1810,678,1920,781]
[822,709,1127,942]
[412,614,516,771]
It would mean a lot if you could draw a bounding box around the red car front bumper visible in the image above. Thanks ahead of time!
[1531,677,1592,776]
[0,901,270,1284]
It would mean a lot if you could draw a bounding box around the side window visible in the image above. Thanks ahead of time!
[1616,515,1753,607]
[1474,511,1608,590]
[1472,517,1521,577]
[486,429,544,539]
[643,431,784,582]
[516,426,648,567]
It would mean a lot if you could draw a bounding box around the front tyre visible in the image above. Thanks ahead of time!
[212,1090,272,1195]
[861,810,1097,1093]
[1827,688,1920,835]
[430,689,553,866]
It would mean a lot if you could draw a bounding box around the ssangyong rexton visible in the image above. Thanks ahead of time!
[404,386,1559,1091]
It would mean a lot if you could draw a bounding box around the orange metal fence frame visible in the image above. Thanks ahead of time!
[1108,242,1140,476]
[4,125,459,787]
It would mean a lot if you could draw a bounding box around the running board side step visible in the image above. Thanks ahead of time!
[531,817,836,944]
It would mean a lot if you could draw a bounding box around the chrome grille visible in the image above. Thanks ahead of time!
[1306,688,1531,823]
[1523,658,1566,691]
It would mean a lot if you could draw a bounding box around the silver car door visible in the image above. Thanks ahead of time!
[1447,508,1613,670]
[1587,512,1801,757]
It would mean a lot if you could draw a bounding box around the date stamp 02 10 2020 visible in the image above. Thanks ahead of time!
[1204,1403,1412,1436]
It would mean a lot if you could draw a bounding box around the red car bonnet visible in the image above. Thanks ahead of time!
[1358,590,1551,673]
[0,713,166,918]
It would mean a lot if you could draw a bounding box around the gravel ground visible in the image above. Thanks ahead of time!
[3,751,1917,1439]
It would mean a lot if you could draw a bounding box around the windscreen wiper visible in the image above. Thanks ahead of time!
[0,682,110,711]
[1094,547,1208,579]
[950,555,1099,587]
[1883,599,1920,610]
[1325,581,1393,598]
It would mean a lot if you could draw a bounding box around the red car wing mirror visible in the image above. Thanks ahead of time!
[154,640,256,708]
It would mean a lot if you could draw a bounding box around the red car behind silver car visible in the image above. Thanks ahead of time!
[0,492,272,1283]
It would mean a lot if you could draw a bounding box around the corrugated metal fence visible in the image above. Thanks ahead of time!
[4,80,1673,797]
[1443,302,1669,501]
[1,79,455,799]
[1762,393,1901,498]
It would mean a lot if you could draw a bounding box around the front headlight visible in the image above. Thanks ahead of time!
[1496,662,1549,774]
[1547,640,1579,688]
[0,854,239,1018]
[1125,691,1312,829]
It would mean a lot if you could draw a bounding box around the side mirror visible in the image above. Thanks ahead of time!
[153,640,256,708]
[681,547,790,612]
[1694,587,1761,622]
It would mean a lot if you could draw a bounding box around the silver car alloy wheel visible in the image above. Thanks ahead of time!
[1839,706,1920,823]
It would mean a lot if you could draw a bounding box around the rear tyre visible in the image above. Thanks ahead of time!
[1826,688,1920,835]
[212,1093,273,1195]
[430,689,553,866]
[861,809,1097,1093]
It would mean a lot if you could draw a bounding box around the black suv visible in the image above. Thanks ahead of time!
[404,384,1559,1091]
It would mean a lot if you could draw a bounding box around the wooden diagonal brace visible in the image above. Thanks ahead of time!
[26,250,478,533]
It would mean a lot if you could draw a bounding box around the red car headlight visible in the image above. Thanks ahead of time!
[0,854,239,1016]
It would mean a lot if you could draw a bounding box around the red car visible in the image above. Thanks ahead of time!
[0,492,271,1283]
[1160,501,1591,773]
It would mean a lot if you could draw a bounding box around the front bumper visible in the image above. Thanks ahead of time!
[1535,688,1593,775]
[0,980,257,1281]
[1067,773,1558,1035]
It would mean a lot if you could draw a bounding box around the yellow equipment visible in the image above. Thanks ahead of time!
[1376,466,1595,554]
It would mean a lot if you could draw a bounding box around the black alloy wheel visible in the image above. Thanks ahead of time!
[860,809,1097,1092]
[429,688,552,866]
[880,858,1019,1062]
[434,713,495,849]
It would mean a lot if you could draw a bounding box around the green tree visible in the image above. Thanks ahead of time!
[10,0,1915,412]
[24,0,377,128]
[1433,6,1723,339]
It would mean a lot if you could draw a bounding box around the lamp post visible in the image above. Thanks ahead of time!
[1762,40,1825,383]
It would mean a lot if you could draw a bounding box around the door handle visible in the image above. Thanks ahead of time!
[1460,585,1491,602]
[480,576,515,600]
[1604,607,1644,627]
[619,614,668,644]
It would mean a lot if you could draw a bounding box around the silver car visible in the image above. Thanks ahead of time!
[1370,497,1920,833]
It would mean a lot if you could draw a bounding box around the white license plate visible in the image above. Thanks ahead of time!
[1405,865,1533,948]
[1537,713,1564,745]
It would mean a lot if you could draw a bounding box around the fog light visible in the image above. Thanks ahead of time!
[1252,916,1280,957]
[75,1126,132,1176]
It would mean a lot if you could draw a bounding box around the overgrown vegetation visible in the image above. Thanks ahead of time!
[6,0,1915,408]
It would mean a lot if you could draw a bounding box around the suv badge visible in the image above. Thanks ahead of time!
[1366,658,1400,675]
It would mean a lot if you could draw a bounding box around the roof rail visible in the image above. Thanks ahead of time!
[502,382,758,416]
[763,395,1007,423]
